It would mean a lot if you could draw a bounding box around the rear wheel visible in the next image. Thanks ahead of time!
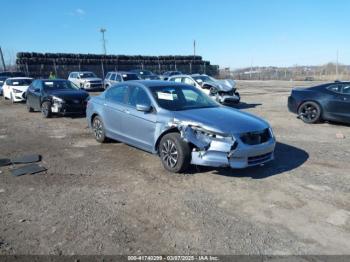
[41,101,52,118]
[159,133,191,173]
[298,101,321,124]
[92,116,106,143]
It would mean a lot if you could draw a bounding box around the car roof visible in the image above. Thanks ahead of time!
[107,71,137,74]
[168,74,191,78]
[127,80,189,88]
[6,77,33,80]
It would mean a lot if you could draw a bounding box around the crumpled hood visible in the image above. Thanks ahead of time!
[173,106,269,135]
[81,77,102,82]
[48,89,89,100]
[204,79,236,92]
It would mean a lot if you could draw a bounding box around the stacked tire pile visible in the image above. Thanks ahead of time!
[16,52,219,78]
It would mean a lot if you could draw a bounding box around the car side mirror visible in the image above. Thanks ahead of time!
[136,104,152,112]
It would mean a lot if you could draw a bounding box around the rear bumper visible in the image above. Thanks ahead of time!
[288,96,298,114]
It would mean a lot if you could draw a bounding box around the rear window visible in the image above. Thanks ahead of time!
[122,73,139,81]
[6,79,32,86]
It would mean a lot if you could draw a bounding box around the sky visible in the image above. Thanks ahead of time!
[1,0,350,69]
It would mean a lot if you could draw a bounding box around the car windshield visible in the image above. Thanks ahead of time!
[43,80,78,90]
[79,72,96,78]
[193,75,215,83]
[6,78,33,86]
[122,73,139,81]
[150,84,219,111]
[139,70,152,75]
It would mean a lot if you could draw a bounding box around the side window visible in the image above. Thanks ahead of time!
[116,74,122,82]
[183,89,199,102]
[327,84,342,93]
[105,72,111,79]
[128,86,151,107]
[105,85,127,104]
[171,77,182,83]
[111,74,116,81]
[342,84,350,95]
[183,77,196,86]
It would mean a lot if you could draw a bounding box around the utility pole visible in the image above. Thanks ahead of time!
[0,47,6,71]
[193,40,196,58]
[336,49,339,80]
[250,57,253,80]
[100,28,107,55]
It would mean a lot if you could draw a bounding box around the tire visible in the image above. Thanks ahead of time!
[26,100,34,112]
[92,115,106,143]
[159,132,191,173]
[297,101,321,124]
[41,101,52,118]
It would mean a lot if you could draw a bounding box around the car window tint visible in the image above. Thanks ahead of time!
[128,86,151,107]
[183,89,199,102]
[106,85,127,104]
[327,84,342,93]
[342,84,350,94]
[111,74,116,81]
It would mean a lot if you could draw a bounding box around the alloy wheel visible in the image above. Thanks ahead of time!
[300,103,318,121]
[161,139,178,168]
[93,118,103,140]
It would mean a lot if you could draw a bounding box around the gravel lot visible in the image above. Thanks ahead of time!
[0,80,349,255]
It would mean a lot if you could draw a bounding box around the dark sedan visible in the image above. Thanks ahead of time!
[288,81,350,124]
[26,79,89,118]
[130,69,160,80]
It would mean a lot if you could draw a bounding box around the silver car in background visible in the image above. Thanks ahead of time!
[169,74,240,104]
[103,71,139,89]
[68,71,103,90]
[86,81,275,173]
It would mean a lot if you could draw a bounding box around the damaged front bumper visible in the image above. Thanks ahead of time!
[179,125,275,169]
[51,101,87,115]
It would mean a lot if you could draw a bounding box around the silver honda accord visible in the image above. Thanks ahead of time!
[86,80,276,173]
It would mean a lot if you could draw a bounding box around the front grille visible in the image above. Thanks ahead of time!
[240,128,271,145]
[218,90,234,96]
[248,152,272,165]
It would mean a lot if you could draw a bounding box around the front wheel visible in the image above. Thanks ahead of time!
[298,101,321,124]
[159,133,191,173]
[41,101,52,118]
[92,116,107,143]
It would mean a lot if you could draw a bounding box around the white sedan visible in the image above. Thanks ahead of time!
[2,77,33,102]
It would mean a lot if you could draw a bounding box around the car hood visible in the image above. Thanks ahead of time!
[47,89,89,100]
[173,106,269,135]
[81,77,102,82]
[203,79,236,92]
[10,85,30,91]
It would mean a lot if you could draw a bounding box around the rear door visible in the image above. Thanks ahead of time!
[326,83,350,121]
[120,85,157,152]
[103,85,128,138]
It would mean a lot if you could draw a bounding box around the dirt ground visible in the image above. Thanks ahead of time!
[0,80,349,255]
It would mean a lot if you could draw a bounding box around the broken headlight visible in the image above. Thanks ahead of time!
[52,96,64,104]
[191,126,235,143]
